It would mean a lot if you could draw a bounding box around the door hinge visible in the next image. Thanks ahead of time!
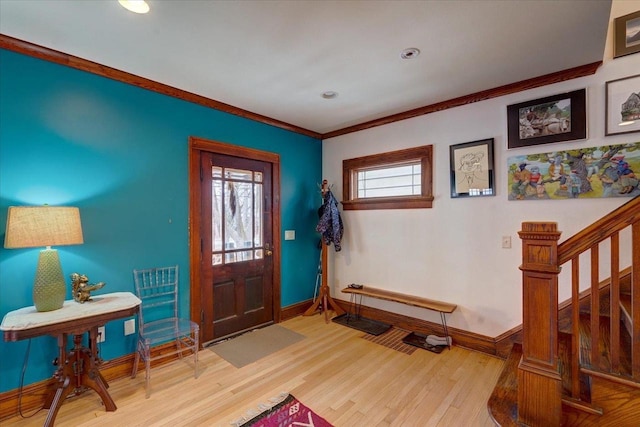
[201,310,204,325]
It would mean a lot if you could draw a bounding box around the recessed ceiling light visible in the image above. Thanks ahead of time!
[400,47,420,60]
[322,91,339,99]
[118,0,150,14]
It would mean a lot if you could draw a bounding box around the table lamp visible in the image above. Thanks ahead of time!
[4,206,84,312]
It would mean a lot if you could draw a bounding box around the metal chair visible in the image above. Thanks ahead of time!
[131,265,199,397]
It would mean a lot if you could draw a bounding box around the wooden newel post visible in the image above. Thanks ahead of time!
[517,222,563,426]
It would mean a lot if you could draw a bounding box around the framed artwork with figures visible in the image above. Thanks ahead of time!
[449,138,495,198]
[507,89,586,149]
[507,142,640,201]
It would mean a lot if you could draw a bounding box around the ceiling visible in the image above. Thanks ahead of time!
[0,0,612,136]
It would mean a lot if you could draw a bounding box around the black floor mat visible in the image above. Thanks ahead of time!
[402,331,447,354]
[332,313,391,336]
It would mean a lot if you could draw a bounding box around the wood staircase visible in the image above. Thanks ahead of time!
[488,196,640,426]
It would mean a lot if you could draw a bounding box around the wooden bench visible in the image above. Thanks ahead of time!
[341,285,457,345]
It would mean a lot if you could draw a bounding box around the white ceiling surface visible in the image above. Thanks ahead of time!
[0,0,612,135]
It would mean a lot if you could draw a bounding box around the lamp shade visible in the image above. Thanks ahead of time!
[4,206,84,248]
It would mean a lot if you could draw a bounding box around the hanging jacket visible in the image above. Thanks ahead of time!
[316,190,344,251]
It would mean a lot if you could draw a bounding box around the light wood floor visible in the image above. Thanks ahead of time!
[5,314,503,427]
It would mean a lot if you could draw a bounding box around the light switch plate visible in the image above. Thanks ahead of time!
[284,230,295,240]
[502,236,512,249]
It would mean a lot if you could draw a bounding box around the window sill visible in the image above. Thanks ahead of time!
[342,196,433,210]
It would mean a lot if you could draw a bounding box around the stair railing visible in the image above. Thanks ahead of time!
[517,196,640,426]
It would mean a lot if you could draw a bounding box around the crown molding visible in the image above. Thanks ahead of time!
[321,61,602,139]
[1,34,601,142]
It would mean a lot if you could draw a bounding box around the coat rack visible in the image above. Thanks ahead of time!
[304,180,345,323]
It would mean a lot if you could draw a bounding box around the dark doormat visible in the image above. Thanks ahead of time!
[332,313,391,336]
[402,331,447,354]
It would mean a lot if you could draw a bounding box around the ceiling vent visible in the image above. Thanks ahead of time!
[400,48,420,60]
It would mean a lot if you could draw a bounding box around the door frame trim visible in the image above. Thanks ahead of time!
[188,136,282,340]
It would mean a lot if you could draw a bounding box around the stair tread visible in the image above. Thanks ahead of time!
[577,312,633,378]
[488,343,521,427]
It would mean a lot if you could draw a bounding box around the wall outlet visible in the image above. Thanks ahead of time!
[124,319,136,336]
[502,235,512,249]
[97,326,106,343]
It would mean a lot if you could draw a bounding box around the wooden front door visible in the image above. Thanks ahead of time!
[189,137,280,345]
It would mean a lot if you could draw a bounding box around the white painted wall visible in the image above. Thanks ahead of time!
[322,0,640,338]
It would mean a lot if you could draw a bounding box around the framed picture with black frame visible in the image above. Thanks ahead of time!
[614,10,640,58]
[449,138,495,198]
[507,89,587,149]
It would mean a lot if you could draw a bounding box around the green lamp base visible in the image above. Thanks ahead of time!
[33,249,66,312]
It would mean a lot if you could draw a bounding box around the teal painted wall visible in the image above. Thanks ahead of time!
[0,49,322,393]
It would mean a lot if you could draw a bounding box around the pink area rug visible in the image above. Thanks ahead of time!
[234,393,332,427]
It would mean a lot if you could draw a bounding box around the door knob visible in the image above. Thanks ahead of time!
[265,243,273,256]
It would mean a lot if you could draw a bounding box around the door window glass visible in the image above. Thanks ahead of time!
[211,166,264,265]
